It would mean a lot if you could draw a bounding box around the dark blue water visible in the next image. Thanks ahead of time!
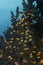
[0,0,22,35]
[0,9,11,35]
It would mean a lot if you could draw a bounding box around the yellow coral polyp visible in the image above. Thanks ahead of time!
[25,26,28,29]
[25,30,29,33]
[19,43,22,44]
[37,56,40,59]
[9,45,11,48]
[17,30,19,33]
[13,46,16,48]
[30,55,33,58]
[21,39,23,42]
[41,38,43,42]
[24,40,27,43]
[29,38,32,42]
[10,38,14,41]
[5,46,8,49]
[7,42,9,44]
[16,38,20,40]
[40,59,43,64]
[25,33,29,36]
[21,24,24,26]
[24,23,28,25]
[8,55,13,60]
[4,40,7,42]
[21,32,24,35]
[37,51,41,56]
[25,36,28,39]
[24,48,29,51]
[30,53,33,58]
[33,45,37,48]
[16,22,18,26]
[20,52,24,55]
[10,41,13,43]
[24,44,26,47]
[32,51,36,53]
[13,30,16,33]
[20,18,24,23]
[32,61,36,64]
[29,35,32,38]
[0,54,3,59]
[18,22,21,24]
